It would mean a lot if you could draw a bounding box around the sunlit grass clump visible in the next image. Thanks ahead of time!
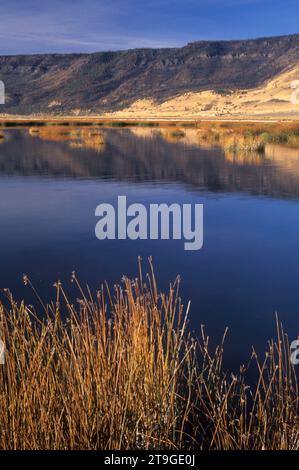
[0,261,298,450]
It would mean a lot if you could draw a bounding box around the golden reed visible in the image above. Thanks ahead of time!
[0,259,298,449]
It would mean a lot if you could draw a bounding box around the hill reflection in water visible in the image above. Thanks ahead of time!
[1,126,299,370]
[0,127,299,199]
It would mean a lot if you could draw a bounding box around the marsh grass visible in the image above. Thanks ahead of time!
[0,261,298,450]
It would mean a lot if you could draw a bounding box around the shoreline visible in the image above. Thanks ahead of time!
[1,114,299,127]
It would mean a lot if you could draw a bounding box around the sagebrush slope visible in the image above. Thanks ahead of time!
[1,34,299,114]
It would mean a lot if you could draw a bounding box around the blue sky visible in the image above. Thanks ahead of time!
[0,0,298,54]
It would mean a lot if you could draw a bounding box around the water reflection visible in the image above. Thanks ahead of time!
[1,126,299,369]
[0,127,298,199]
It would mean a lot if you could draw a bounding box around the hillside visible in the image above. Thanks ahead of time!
[106,65,299,119]
[0,34,299,115]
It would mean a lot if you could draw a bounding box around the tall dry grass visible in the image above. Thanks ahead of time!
[0,260,298,450]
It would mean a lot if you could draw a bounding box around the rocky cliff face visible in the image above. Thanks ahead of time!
[0,34,299,114]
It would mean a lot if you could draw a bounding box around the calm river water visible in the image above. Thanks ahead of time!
[1,126,299,369]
